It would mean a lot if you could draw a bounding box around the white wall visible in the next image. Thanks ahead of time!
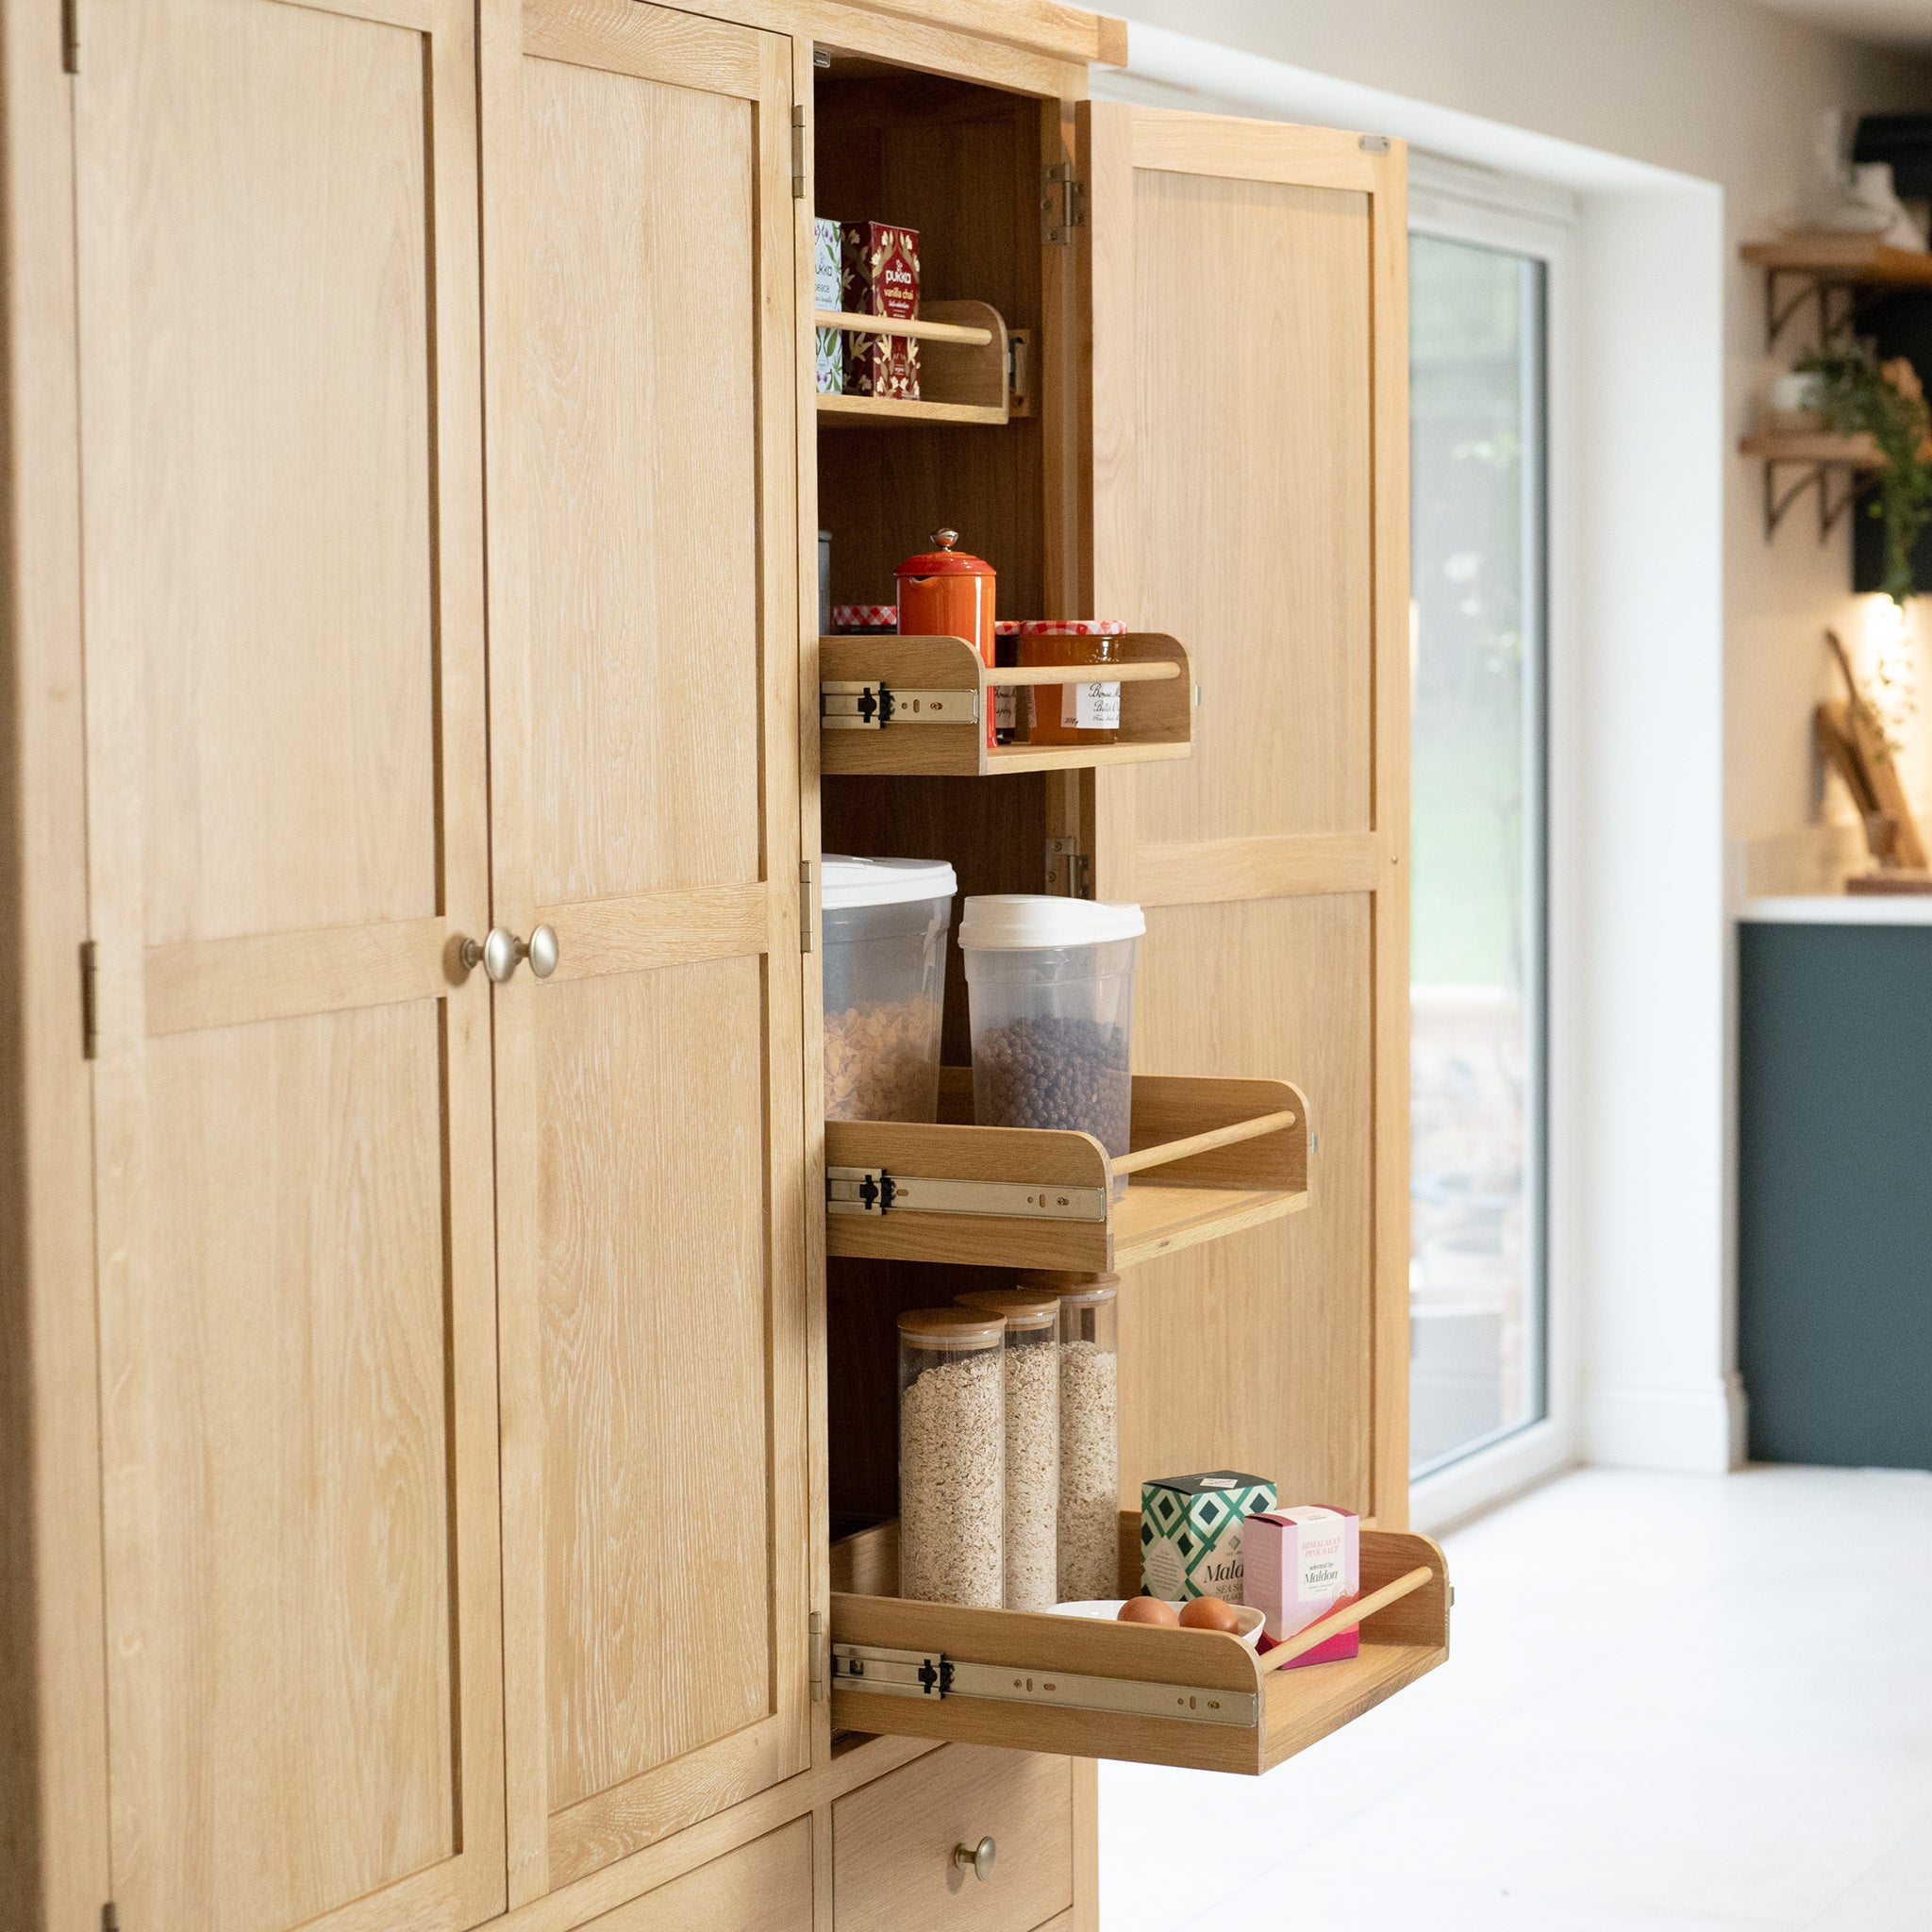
[1098,0,1932,1475]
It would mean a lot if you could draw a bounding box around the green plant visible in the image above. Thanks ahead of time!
[1798,345,1932,603]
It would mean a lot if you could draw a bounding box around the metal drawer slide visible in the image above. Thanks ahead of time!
[831,1641,1257,1729]
[825,1165,1108,1223]
[822,681,978,729]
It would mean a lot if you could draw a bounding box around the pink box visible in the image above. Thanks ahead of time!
[1245,1507,1360,1667]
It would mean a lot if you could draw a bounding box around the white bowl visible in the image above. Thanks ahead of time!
[1050,1598,1265,1650]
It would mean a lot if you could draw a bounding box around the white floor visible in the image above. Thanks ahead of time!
[1099,1466,1932,1930]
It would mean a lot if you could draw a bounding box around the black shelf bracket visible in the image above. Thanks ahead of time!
[1761,456,1874,541]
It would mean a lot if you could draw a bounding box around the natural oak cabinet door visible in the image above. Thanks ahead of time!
[74,3,505,1931]
[1076,105,1413,1525]
[479,0,812,1904]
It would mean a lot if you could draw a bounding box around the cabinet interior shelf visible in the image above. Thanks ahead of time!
[821,633,1194,776]
[825,1072,1307,1271]
[818,297,1012,425]
[826,1518,1450,1776]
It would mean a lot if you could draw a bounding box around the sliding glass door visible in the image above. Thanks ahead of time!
[1408,230,1549,1476]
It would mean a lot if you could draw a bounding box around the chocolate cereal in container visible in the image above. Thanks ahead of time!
[958,895,1144,1191]
[821,857,956,1123]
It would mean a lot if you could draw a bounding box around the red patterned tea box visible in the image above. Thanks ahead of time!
[841,221,920,399]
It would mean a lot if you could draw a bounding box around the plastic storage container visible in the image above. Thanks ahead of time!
[956,1289,1061,1610]
[898,1307,1006,1607]
[822,857,957,1123]
[1022,1273,1122,1603]
[958,895,1145,1179]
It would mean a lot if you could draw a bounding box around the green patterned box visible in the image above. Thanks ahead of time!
[1140,1471,1277,1604]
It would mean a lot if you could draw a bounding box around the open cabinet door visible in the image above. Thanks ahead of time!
[1076,104,1412,1527]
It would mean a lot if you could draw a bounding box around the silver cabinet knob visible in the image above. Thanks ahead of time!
[461,925,560,984]
[953,1837,996,1883]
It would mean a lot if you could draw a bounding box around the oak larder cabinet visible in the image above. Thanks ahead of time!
[0,4,1429,1932]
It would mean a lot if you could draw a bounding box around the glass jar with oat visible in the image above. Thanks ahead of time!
[898,1307,1006,1607]
[1021,1271,1121,1603]
[955,1289,1061,1610]
[822,856,957,1123]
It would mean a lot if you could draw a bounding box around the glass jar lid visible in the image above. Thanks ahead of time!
[954,1290,1059,1332]
[898,1306,1005,1348]
[1019,1270,1120,1307]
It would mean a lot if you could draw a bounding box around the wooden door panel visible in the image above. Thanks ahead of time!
[482,0,810,1901]
[107,0,441,946]
[522,56,762,907]
[540,958,774,1815]
[1081,105,1412,1524]
[136,1007,455,1924]
[76,1,503,1928]
[1119,897,1374,1508]
[1126,171,1373,846]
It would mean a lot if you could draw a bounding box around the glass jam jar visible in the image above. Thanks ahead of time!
[1018,619,1126,747]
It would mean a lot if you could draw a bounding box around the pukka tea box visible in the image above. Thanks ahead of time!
[813,217,843,394]
[1140,1471,1276,1604]
[840,221,920,399]
[1245,1506,1361,1666]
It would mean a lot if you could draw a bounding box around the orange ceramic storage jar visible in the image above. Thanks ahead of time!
[896,529,996,751]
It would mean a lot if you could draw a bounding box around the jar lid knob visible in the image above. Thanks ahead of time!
[931,528,958,550]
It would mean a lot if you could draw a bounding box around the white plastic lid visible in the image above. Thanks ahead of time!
[957,893,1146,950]
[822,855,958,911]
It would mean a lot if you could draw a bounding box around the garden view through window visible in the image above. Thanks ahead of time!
[1408,231,1549,1474]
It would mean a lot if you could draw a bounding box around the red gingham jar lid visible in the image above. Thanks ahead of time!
[994,620,1023,636]
[831,604,898,630]
[1017,619,1126,635]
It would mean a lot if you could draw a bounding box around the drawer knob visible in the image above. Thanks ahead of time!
[953,1837,997,1883]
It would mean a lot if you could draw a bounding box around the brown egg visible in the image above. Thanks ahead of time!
[1116,1596,1180,1627]
[1178,1595,1241,1633]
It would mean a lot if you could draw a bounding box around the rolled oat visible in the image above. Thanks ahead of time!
[899,1349,1004,1607]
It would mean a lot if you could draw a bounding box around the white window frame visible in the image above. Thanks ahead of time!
[1407,156,1584,1532]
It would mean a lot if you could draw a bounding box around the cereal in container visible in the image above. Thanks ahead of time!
[898,1307,1006,1607]
[821,857,956,1124]
[956,1289,1061,1609]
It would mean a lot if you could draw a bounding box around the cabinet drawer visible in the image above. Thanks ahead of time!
[830,1520,1449,1774]
[585,1819,811,1932]
[833,1744,1074,1932]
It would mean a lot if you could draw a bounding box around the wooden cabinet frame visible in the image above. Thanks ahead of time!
[0,5,1419,1931]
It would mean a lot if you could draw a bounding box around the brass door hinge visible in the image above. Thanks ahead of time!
[79,940,98,1060]
[799,859,813,953]
[809,1610,826,1701]
[102,1906,119,1932]
[61,0,79,73]
[791,105,806,200]
[1041,161,1086,244]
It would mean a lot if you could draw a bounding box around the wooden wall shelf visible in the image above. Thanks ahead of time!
[1742,234,1932,348]
[1740,433,1884,540]
[826,1518,1450,1776]
[818,298,1011,426]
[821,633,1194,776]
[825,1073,1307,1271]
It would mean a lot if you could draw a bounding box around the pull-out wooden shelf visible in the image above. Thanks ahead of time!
[828,1520,1450,1776]
[817,298,1012,426]
[821,633,1193,776]
[826,1073,1307,1271]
